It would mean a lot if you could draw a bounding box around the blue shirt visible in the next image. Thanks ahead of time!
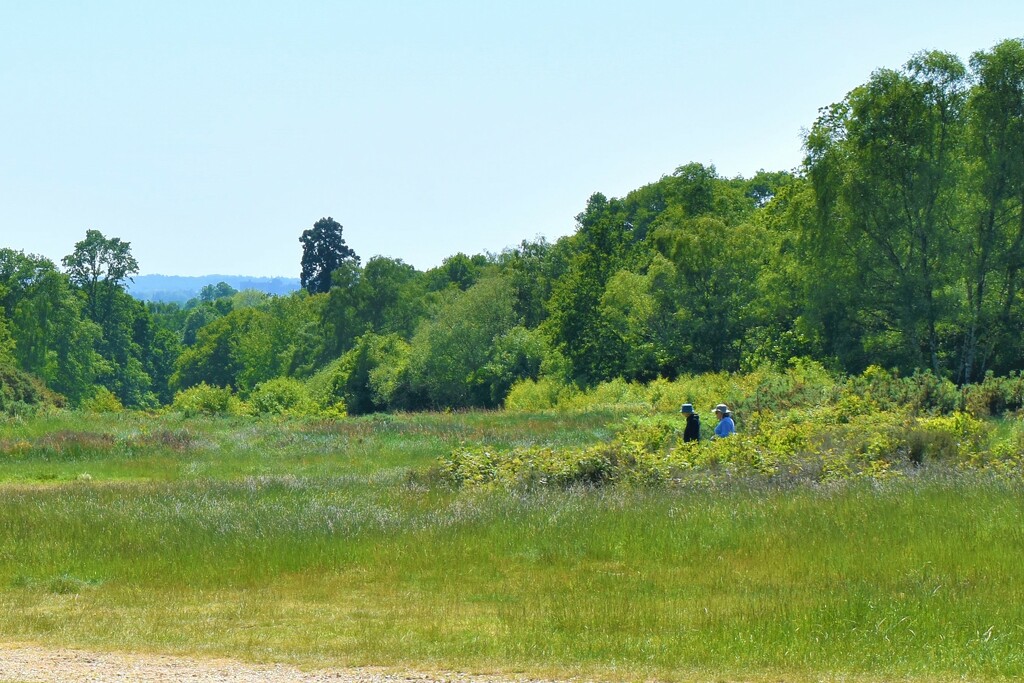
[714,415,735,438]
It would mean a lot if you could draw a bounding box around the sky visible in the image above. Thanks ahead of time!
[2,2,1023,277]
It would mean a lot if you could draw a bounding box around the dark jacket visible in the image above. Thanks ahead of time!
[683,413,701,442]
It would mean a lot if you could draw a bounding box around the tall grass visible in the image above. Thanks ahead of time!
[2,409,1023,680]
[1,471,1022,680]
[0,410,619,483]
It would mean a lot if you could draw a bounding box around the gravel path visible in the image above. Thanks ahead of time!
[0,644,573,683]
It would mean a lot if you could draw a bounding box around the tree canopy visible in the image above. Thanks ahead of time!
[299,217,358,295]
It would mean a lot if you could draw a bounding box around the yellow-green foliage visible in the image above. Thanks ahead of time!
[79,386,125,413]
[559,377,648,412]
[440,364,1024,491]
[909,412,986,462]
[249,377,334,417]
[171,382,245,417]
[958,414,1024,479]
[438,401,1018,490]
[504,377,576,411]
[508,359,840,419]
[304,357,348,414]
[0,362,63,415]
[962,371,1024,417]
[640,372,746,414]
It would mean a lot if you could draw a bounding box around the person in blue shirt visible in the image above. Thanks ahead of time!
[712,403,735,438]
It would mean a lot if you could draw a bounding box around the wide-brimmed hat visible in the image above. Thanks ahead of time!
[680,403,695,414]
[713,403,730,414]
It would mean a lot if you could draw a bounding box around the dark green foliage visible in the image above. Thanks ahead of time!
[299,216,358,295]
[198,281,237,302]
[334,333,414,415]
[544,193,633,385]
[424,252,490,292]
[409,275,519,409]
[171,310,252,391]
[320,256,426,359]
[61,229,139,326]
[497,238,567,329]
[0,248,100,405]
[0,362,63,414]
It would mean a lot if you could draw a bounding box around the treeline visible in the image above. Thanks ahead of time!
[3,37,1024,415]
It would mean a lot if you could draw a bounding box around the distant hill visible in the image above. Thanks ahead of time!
[127,274,302,303]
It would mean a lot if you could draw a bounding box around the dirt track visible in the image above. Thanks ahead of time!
[0,644,569,683]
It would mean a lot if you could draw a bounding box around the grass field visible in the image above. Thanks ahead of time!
[1,410,1023,681]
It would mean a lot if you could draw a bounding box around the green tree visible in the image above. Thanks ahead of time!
[648,212,758,373]
[408,274,518,408]
[544,193,632,385]
[299,217,358,294]
[171,309,258,391]
[737,179,823,370]
[61,229,139,325]
[0,312,16,366]
[496,238,567,329]
[199,281,238,302]
[94,291,159,407]
[320,259,364,358]
[357,256,425,337]
[480,325,550,405]
[338,332,415,414]
[961,38,1024,379]
[0,249,100,403]
[424,252,490,292]
[805,51,968,373]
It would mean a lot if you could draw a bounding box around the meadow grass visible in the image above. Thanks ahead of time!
[1,411,1022,681]
[0,410,619,483]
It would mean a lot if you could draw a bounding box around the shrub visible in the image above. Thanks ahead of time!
[306,357,347,413]
[249,377,322,417]
[0,362,63,415]
[562,378,646,412]
[843,366,960,416]
[504,377,575,412]
[171,383,243,417]
[906,412,987,463]
[308,334,412,415]
[79,386,124,413]
[963,371,1024,417]
[740,358,838,414]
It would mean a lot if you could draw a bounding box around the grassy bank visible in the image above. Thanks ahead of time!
[1,412,1022,681]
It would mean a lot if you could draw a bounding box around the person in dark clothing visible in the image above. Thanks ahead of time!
[680,403,701,442]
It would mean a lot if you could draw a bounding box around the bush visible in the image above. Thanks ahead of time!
[562,378,647,412]
[963,371,1024,417]
[0,363,63,415]
[307,334,412,415]
[171,383,243,417]
[79,386,124,413]
[249,377,323,417]
[843,366,960,415]
[906,412,987,464]
[740,358,838,413]
[641,373,744,415]
[504,377,575,412]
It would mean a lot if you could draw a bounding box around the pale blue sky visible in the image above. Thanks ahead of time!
[2,2,1022,277]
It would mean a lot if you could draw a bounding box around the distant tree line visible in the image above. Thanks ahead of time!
[2,38,1024,413]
